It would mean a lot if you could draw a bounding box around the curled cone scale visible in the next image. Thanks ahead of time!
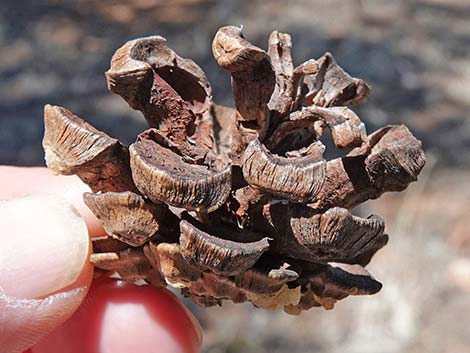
[129,129,231,212]
[43,26,425,313]
[242,137,326,203]
[83,191,167,247]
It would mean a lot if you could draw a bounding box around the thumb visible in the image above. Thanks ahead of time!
[0,193,93,353]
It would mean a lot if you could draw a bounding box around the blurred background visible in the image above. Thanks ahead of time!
[1,0,469,352]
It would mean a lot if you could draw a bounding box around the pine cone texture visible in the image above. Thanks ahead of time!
[43,26,425,313]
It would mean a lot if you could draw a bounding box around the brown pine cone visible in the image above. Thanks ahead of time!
[42,26,425,314]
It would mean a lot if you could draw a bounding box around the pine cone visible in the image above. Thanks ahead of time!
[42,26,425,313]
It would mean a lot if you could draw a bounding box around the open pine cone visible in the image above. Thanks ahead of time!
[43,26,425,313]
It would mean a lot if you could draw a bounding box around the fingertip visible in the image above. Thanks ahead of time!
[0,166,105,236]
[0,287,89,353]
[0,194,93,299]
[32,278,202,353]
[0,192,95,353]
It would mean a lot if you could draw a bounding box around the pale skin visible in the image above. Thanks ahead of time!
[0,166,202,353]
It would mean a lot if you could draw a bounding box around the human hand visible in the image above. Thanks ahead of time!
[0,166,202,353]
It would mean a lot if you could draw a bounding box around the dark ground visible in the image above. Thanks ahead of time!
[1,1,469,352]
